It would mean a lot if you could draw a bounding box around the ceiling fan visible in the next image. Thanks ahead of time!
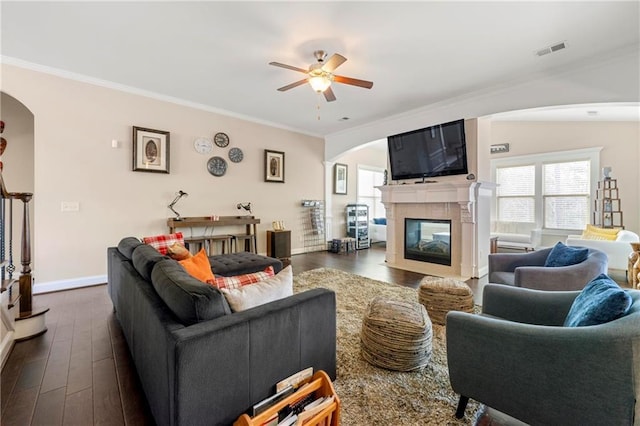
[269,50,373,102]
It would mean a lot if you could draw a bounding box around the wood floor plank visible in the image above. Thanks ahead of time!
[92,323,113,363]
[1,350,23,413]
[66,347,93,395]
[92,357,124,426]
[1,385,39,426]
[40,338,72,394]
[31,387,66,426]
[14,357,47,391]
[63,388,94,425]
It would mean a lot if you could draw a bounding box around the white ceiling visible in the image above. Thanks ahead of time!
[2,1,639,137]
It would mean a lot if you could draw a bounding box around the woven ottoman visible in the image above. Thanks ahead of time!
[360,297,432,372]
[418,276,474,325]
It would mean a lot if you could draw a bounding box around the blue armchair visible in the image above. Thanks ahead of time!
[447,284,640,425]
[488,246,608,290]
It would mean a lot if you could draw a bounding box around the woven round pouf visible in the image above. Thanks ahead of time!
[418,276,474,325]
[360,297,432,372]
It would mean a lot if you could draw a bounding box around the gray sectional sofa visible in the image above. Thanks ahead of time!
[107,237,337,426]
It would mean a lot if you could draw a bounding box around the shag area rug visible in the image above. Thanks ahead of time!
[293,268,480,425]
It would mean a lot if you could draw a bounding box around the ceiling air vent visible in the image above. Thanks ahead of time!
[535,41,567,57]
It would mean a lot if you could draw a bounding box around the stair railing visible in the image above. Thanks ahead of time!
[0,172,33,315]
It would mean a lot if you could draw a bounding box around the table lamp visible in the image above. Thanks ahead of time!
[168,190,188,221]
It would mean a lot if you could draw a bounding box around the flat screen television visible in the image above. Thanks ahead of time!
[387,119,468,181]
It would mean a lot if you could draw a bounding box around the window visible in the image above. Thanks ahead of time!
[543,160,590,230]
[492,148,601,232]
[357,166,386,219]
[496,165,535,223]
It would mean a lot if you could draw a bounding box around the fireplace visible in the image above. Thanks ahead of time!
[377,180,495,279]
[405,218,452,266]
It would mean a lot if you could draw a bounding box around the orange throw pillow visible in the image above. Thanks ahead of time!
[178,249,215,284]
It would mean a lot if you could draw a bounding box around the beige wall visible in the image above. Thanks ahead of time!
[482,121,640,236]
[1,64,324,291]
[329,144,387,239]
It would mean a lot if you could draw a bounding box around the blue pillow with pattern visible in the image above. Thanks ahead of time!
[544,242,588,267]
[564,274,632,327]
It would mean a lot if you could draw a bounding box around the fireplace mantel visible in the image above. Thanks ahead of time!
[377,181,495,279]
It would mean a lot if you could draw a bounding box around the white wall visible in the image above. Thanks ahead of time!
[1,64,324,292]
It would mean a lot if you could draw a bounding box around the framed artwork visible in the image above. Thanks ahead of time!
[334,163,348,194]
[265,150,285,183]
[133,126,170,173]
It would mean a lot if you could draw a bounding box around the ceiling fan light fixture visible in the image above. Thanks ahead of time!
[308,69,332,92]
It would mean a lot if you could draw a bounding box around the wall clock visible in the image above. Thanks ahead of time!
[207,156,227,176]
[228,147,243,163]
[194,137,213,155]
[214,132,229,147]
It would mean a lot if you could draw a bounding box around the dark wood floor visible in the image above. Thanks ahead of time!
[1,244,483,425]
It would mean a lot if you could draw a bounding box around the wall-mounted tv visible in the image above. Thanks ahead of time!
[387,119,468,181]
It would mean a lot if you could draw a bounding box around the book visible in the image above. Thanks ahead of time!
[295,395,335,425]
[276,367,313,392]
[252,385,295,417]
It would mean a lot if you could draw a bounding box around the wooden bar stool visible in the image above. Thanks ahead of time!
[206,235,233,255]
[184,236,208,255]
[231,234,257,253]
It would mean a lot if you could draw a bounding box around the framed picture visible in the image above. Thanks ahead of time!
[133,126,170,173]
[264,150,285,183]
[334,163,348,194]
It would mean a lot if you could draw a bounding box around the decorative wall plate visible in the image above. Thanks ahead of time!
[214,132,229,147]
[228,147,244,163]
[194,137,213,155]
[207,156,227,176]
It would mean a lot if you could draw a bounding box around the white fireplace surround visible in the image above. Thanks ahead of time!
[378,180,495,279]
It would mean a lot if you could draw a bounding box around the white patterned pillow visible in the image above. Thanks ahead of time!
[220,266,293,312]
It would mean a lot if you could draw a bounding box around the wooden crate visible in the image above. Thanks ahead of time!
[234,370,340,426]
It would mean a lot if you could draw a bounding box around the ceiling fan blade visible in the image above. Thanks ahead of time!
[322,54,347,72]
[333,75,374,89]
[277,79,308,92]
[269,62,308,74]
[323,86,337,102]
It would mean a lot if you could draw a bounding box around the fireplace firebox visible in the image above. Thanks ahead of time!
[404,218,452,266]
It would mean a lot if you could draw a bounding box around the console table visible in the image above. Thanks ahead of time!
[167,216,260,253]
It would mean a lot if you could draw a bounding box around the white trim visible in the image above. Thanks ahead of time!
[34,275,107,294]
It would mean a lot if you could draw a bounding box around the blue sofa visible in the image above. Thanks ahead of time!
[107,237,337,426]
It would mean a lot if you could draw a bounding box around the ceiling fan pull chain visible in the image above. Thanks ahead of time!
[317,96,322,120]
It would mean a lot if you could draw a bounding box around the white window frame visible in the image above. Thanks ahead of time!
[490,147,602,233]
[356,164,386,219]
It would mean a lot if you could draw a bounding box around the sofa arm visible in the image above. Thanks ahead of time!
[446,312,638,425]
[488,249,550,274]
[481,284,577,325]
[169,288,336,426]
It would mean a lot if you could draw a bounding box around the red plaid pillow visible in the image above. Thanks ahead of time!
[214,266,275,290]
[143,232,184,255]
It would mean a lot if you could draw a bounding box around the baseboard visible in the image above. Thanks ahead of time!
[33,275,107,294]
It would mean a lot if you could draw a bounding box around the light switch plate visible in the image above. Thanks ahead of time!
[61,201,80,212]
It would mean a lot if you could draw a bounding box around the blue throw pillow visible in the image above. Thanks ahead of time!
[564,274,632,327]
[544,242,588,267]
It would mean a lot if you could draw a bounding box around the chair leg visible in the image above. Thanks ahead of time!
[455,396,469,419]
